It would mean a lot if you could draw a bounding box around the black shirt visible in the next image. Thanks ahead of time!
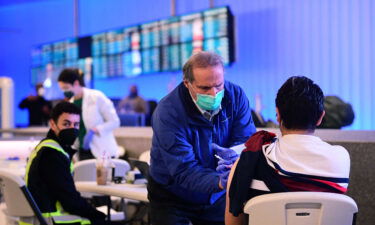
[19,96,51,126]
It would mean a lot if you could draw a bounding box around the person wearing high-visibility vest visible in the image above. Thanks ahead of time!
[25,101,112,225]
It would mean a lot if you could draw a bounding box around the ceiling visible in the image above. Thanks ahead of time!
[0,0,53,7]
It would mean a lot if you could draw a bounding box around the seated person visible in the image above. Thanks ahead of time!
[318,95,355,129]
[117,84,147,114]
[25,101,114,225]
[224,76,350,225]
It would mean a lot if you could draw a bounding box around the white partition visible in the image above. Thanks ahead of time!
[0,77,14,138]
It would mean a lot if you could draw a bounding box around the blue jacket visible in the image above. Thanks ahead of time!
[149,81,256,204]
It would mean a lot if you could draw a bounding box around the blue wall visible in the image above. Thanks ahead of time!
[0,0,374,129]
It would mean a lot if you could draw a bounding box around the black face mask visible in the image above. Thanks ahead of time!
[64,91,74,99]
[58,128,79,146]
[129,91,138,99]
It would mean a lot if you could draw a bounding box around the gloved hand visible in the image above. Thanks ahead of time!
[219,170,231,190]
[212,143,239,190]
[212,143,239,164]
[216,159,234,173]
[83,129,95,150]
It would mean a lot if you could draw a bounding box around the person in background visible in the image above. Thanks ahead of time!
[318,95,355,129]
[148,51,256,225]
[25,101,113,225]
[58,68,120,160]
[117,84,147,114]
[225,76,350,225]
[19,83,52,126]
[251,94,277,128]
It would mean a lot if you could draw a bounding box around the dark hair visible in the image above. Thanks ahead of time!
[183,51,224,82]
[58,68,85,86]
[35,83,43,92]
[50,101,81,122]
[276,76,324,130]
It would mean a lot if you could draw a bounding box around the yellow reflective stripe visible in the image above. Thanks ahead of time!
[52,215,91,224]
[38,140,69,158]
[25,139,73,185]
[53,219,83,224]
[19,216,90,225]
[41,201,64,217]
[56,201,63,212]
[82,219,91,225]
[42,210,61,217]
[24,140,59,184]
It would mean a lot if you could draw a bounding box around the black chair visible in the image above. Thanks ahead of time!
[145,100,157,126]
[110,98,122,109]
[126,158,151,225]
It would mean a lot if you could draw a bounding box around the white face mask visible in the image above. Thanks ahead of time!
[37,88,45,97]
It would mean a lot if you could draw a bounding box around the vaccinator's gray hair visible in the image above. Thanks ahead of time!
[182,51,224,82]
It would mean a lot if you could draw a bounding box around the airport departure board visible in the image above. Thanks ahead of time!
[31,6,234,84]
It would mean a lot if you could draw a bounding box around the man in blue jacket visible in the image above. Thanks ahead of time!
[148,51,256,225]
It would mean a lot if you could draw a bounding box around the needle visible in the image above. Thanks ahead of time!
[214,154,224,161]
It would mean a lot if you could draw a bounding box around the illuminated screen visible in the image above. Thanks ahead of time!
[30,6,234,86]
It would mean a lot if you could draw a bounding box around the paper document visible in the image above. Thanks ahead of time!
[231,143,246,155]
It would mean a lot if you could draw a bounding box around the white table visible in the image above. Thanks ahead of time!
[0,139,39,158]
[75,181,148,202]
[0,159,27,177]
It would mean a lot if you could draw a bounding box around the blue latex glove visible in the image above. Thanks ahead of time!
[212,143,239,189]
[83,129,95,150]
[216,160,233,173]
[216,160,233,190]
[212,143,239,164]
[219,170,231,189]
[216,155,233,189]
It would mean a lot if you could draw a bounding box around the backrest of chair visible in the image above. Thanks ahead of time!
[243,192,358,225]
[128,158,150,180]
[73,159,131,181]
[73,159,97,181]
[139,150,150,164]
[111,159,131,178]
[0,169,49,225]
[0,169,34,217]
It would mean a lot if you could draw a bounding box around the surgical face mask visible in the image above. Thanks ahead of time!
[190,84,225,111]
[58,128,79,146]
[37,88,45,97]
[63,91,74,99]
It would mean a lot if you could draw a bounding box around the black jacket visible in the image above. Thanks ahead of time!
[19,96,51,126]
[26,129,106,222]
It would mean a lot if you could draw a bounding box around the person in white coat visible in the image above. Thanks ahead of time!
[58,68,120,160]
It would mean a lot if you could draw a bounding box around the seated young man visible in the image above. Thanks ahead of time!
[25,101,112,225]
[225,76,350,225]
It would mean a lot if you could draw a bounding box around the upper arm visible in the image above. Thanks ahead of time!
[228,87,256,146]
[19,99,28,108]
[96,93,120,131]
[225,159,246,225]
